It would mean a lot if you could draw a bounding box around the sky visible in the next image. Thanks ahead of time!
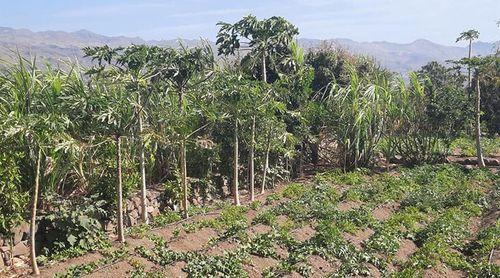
[0,0,499,46]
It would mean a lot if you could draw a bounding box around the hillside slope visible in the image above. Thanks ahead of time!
[1,27,497,73]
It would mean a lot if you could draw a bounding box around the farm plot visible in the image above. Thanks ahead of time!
[39,164,499,277]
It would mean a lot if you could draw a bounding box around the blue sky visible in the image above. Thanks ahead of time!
[1,0,498,45]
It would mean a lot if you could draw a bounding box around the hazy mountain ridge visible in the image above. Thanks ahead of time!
[0,27,497,73]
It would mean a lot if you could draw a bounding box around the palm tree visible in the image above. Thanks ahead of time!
[216,15,298,197]
[456,29,480,87]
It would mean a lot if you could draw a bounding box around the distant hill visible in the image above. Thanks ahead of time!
[0,26,497,74]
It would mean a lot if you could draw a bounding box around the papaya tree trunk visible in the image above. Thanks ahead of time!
[475,76,485,167]
[137,94,148,224]
[178,88,189,218]
[29,148,41,276]
[262,52,267,83]
[115,135,125,243]
[249,116,255,201]
[233,120,240,205]
[180,140,188,217]
[261,132,270,194]
[468,39,472,88]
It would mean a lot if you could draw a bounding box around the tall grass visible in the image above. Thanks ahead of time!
[324,69,393,169]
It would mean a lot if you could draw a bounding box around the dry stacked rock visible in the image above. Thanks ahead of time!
[0,186,169,269]
[0,222,30,268]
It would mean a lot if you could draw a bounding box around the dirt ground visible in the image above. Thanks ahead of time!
[2,165,498,278]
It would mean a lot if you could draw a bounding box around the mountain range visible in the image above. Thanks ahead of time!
[0,26,498,74]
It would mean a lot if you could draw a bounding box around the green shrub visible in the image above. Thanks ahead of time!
[282,183,306,199]
[37,194,109,262]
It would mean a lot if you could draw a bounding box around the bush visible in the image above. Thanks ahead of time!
[0,151,28,236]
[36,194,109,261]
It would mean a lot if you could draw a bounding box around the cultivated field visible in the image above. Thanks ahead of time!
[27,164,498,278]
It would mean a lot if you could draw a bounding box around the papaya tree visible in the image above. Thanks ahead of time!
[216,15,298,196]
[83,46,135,242]
[153,43,214,218]
[84,45,158,224]
[453,55,499,167]
[456,29,480,88]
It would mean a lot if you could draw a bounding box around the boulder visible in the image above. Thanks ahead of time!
[12,257,28,268]
[10,222,29,245]
[11,241,29,257]
[103,221,115,233]
[132,197,141,208]
[129,216,137,226]
[129,209,139,220]
[151,207,160,217]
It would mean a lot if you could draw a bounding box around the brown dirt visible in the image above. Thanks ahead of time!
[168,227,218,252]
[274,244,289,259]
[343,228,374,249]
[247,224,272,238]
[164,261,187,278]
[290,225,316,242]
[205,240,238,256]
[39,251,104,277]
[394,239,417,262]
[88,260,133,278]
[276,215,289,225]
[283,272,303,278]
[424,265,466,278]
[372,203,399,221]
[337,201,362,212]
[243,255,279,278]
[307,255,336,277]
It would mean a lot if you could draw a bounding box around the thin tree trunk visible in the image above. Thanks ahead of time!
[116,135,125,243]
[180,140,188,217]
[475,76,485,167]
[261,135,270,194]
[285,157,289,181]
[468,39,472,88]
[299,143,304,178]
[29,148,41,276]
[262,52,267,83]
[233,120,240,205]
[178,89,189,218]
[137,94,148,224]
[249,116,255,201]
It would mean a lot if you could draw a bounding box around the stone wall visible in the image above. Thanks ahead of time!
[0,186,169,269]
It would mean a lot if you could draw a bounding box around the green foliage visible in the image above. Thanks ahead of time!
[282,182,306,199]
[0,151,28,236]
[450,137,500,157]
[152,210,182,228]
[465,221,500,259]
[54,248,128,278]
[253,210,277,226]
[37,195,109,262]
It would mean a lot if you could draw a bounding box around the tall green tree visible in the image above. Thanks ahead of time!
[216,15,298,197]
[154,43,214,218]
[456,29,480,87]
[83,46,136,241]
[454,55,498,167]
